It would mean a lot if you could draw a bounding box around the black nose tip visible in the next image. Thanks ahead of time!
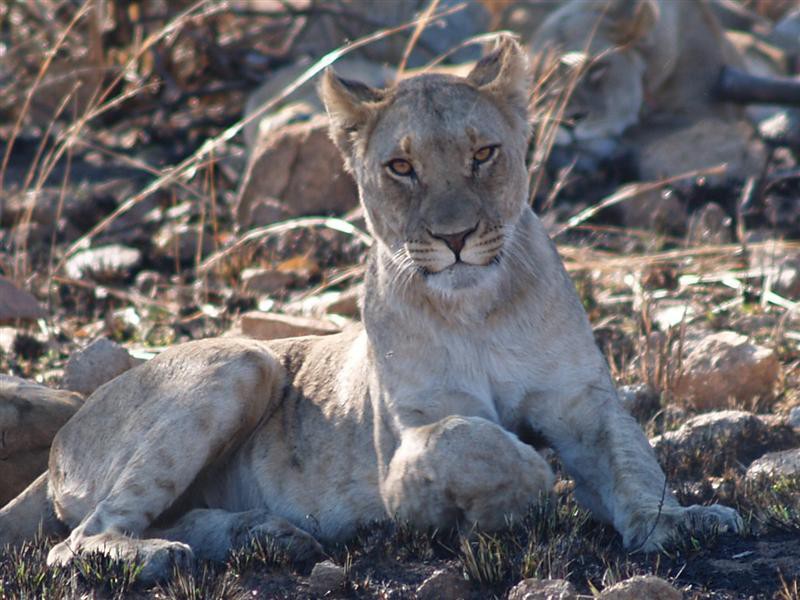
[430,226,476,256]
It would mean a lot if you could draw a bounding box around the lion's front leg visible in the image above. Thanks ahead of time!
[529,385,742,551]
[382,416,554,531]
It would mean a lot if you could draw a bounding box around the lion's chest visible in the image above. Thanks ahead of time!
[378,321,556,427]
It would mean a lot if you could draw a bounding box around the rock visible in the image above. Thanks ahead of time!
[746,448,800,482]
[747,246,800,299]
[308,560,345,596]
[650,302,697,331]
[599,575,680,600]
[286,287,362,320]
[629,117,766,183]
[235,115,358,230]
[323,287,361,318]
[134,270,165,298]
[240,268,294,296]
[243,56,394,151]
[0,376,83,505]
[686,202,733,246]
[0,276,46,322]
[650,410,799,479]
[64,244,142,282]
[790,405,800,429]
[153,222,214,264]
[507,578,578,600]
[618,384,660,423]
[294,0,489,68]
[673,331,780,411]
[618,188,688,234]
[773,8,800,55]
[62,337,142,396]
[240,312,340,341]
[758,109,800,150]
[416,568,471,600]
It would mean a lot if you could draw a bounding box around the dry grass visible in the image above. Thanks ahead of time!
[2,1,800,598]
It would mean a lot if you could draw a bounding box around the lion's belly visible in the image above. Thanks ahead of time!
[203,405,386,540]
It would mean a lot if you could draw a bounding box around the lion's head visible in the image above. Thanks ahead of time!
[531,0,667,149]
[321,37,532,293]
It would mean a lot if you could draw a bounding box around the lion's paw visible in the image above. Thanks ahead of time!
[624,504,743,552]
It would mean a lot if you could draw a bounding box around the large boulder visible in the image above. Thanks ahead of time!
[63,337,142,397]
[235,115,358,230]
[650,410,798,479]
[0,376,83,505]
[599,575,680,600]
[672,330,780,411]
[0,276,46,323]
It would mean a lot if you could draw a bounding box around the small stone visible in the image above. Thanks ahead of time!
[746,448,800,482]
[153,223,214,263]
[286,288,362,320]
[240,268,294,296]
[0,375,83,505]
[240,312,340,341]
[618,384,660,423]
[323,287,361,318]
[134,270,165,298]
[64,245,141,281]
[309,560,345,596]
[599,575,680,600]
[650,410,799,479]
[0,276,46,322]
[686,202,732,246]
[507,578,578,600]
[673,331,780,411]
[416,568,471,600]
[789,405,800,429]
[618,188,688,234]
[758,109,800,150]
[63,337,141,396]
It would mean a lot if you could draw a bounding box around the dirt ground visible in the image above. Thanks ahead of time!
[1,1,800,599]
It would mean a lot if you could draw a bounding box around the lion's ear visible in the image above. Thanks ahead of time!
[467,34,530,122]
[608,0,659,45]
[320,69,384,169]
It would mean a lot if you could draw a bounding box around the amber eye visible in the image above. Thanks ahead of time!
[386,159,414,177]
[473,145,497,165]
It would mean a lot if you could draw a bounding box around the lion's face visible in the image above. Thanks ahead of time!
[531,0,659,151]
[322,38,532,293]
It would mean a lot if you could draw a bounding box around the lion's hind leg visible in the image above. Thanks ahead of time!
[46,339,287,582]
[155,508,325,570]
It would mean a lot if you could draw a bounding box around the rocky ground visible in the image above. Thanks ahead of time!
[2,1,800,598]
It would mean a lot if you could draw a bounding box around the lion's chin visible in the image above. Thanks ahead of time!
[424,260,500,293]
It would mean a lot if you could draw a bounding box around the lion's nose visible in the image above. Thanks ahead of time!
[430,226,477,256]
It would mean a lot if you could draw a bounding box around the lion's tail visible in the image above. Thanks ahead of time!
[0,472,62,549]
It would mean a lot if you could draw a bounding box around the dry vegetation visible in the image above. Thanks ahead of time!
[2,1,800,598]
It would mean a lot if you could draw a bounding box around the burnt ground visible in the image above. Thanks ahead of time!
[2,2,800,599]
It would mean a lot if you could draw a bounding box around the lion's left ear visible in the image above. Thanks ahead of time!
[609,0,660,45]
[467,34,530,122]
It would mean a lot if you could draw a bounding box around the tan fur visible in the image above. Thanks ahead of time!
[531,0,746,146]
[0,36,741,582]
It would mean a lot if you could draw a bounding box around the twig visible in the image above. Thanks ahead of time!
[54,2,467,273]
[198,217,372,275]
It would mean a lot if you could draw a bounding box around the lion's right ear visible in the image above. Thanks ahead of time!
[320,69,384,170]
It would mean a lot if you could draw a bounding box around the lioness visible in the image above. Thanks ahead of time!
[530,0,746,148]
[0,37,741,583]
